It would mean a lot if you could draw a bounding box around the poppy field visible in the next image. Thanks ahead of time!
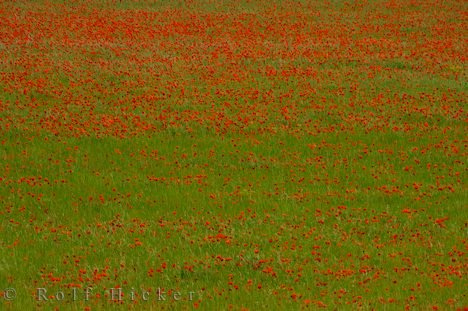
[0,0,466,310]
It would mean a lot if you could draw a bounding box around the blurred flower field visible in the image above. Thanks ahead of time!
[0,0,466,310]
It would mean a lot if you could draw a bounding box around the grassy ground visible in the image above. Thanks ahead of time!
[0,0,466,310]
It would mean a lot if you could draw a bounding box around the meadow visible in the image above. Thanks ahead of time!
[0,0,466,310]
